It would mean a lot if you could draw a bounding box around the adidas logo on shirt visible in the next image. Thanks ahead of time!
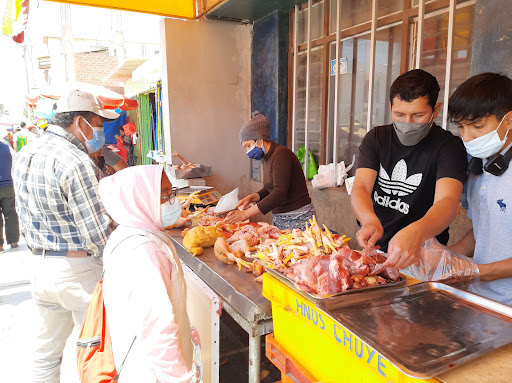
[374,160,423,215]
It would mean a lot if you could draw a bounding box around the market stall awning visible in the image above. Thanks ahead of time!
[44,0,225,19]
[105,58,148,82]
[26,83,139,122]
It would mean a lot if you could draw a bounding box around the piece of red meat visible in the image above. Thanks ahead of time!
[284,255,352,295]
[332,249,370,277]
[369,262,400,281]
[283,246,399,295]
[360,246,400,281]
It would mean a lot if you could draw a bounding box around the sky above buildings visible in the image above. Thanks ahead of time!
[0,0,162,122]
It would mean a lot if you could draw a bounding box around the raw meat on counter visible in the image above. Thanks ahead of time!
[252,216,351,270]
[283,247,399,295]
[214,223,283,277]
[182,226,222,256]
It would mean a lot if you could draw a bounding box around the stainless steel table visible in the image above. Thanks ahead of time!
[166,229,273,383]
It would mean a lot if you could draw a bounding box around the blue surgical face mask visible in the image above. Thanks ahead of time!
[79,118,105,153]
[247,140,265,160]
[463,114,509,159]
[160,197,182,228]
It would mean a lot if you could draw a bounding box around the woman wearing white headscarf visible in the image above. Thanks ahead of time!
[98,165,193,382]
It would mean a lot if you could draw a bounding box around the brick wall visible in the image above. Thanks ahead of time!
[74,51,124,94]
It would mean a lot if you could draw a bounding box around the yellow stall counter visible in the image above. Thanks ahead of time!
[262,273,442,383]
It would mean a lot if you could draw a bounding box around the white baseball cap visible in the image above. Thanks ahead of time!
[55,89,120,120]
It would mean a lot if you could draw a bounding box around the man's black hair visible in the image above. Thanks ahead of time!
[448,72,512,124]
[51,111,97,128]
[20,121,26,128]
[389,69,440,109]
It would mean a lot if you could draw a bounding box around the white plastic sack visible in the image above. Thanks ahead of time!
[214,188,239,213]
[312,173,336,189]
[337,155,355,185]
[312,155,355,189]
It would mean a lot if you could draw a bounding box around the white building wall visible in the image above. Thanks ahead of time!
[160,18,252,195]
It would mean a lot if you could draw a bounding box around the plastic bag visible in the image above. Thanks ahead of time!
[296,146,318,180]
[337,155,355,185]
[214,188,239,213]
[311,155,355,189]
[345,176,355,195]
[406,237,480,284]
[311,173,335,189]
[312,163,335,189]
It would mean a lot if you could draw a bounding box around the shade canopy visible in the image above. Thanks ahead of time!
[26,83,139,113]
[44,0,224,19]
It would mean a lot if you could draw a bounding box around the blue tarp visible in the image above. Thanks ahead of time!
[103,110,127,144]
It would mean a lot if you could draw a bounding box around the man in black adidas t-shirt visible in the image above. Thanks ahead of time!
[351,69,467,269]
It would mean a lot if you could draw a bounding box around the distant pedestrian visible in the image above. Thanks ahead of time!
[12,89,117,382]
[0,127,12,147]
[0,141,19,253]
[12,126,27,152]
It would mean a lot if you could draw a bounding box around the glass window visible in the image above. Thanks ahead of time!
[377,0,403,18]
[329,0,337,34]
[411,0,437,6]
[372,25,402,127]
[326,24,402,166]
[294,46,324,165]
[340,0,372,30]
[420,4,475,134]
[298,1,324,44]
[331,0,404,34]
[294,0,475,171]
[298,8,307,44]
[326,34,371,165]
[412,0,467,6]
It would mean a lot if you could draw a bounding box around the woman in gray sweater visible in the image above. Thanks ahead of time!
[226,112,315,230]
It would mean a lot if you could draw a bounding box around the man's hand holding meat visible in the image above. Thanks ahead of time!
[355,220,384,249]
[386,225,423,269]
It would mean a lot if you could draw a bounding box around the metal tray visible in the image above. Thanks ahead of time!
[168,164,212,179]
[316,282,512,378]
[257,258,407,302]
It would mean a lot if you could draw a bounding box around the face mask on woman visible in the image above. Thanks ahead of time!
[160,197,182,228]
[247,140,265,160]
[463,114,509,159]
[78,118,106,153]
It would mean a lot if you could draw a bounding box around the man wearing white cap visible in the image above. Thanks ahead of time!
[12,89,118,382]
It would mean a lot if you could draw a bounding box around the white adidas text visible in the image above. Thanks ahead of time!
[374,190,409,214]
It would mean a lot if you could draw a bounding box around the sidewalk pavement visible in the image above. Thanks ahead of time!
[0,239,79,382]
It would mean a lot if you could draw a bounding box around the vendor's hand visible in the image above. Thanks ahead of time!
[165,216,190,229]
[385,227,423,269]
[235,194,257,210]
[105,165,115,176]
[356,221,383,248]
[225,209,252,224]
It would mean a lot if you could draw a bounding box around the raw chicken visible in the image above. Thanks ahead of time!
[183,226,222,256]
[257,224,282,243]
[228,225,260,247]
[213,237,254,272]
